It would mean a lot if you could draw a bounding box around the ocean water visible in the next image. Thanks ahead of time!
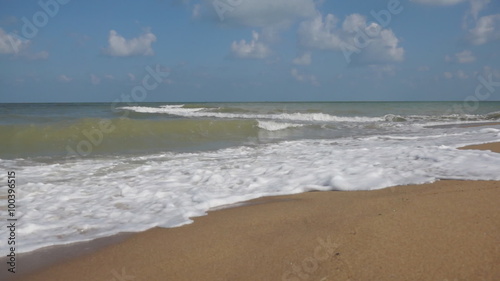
[1,102,500,253]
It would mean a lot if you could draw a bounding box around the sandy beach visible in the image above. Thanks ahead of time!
[11,142,500,281]
[3,0,500,279]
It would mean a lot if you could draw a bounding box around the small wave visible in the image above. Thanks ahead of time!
[386,112,500,123]
[485,111,500,120]
[384,114,408,122]
[118,106,500,126]
[257,120,304,131]
[119,105,384,123]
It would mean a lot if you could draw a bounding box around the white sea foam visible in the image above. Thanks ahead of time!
[120,105,500,127]
[1,126,499,254]
[120,105,384,123]
[257,120,304,131]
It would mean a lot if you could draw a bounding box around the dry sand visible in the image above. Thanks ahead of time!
[12,142,500,281]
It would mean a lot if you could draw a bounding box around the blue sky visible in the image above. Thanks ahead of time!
[0,0,499,102]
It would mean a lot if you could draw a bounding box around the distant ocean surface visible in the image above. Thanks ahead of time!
[1,102,500,253]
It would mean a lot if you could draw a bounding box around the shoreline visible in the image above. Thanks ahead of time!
[8,141,500,281]
[0,233,133,281]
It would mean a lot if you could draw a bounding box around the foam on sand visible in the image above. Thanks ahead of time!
[1,126,499,254]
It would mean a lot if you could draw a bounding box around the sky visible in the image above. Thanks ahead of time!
[0,0,499,102]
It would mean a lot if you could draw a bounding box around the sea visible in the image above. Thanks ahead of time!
[1,102,500,254]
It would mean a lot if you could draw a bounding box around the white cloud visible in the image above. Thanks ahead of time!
[418,66,430,72]
[443,70,469,80]
[467,14,500,45]
[411,0,466,5]
[445,50,476,63]
[461,1,499,46]
[291,68,319,86]
[456,50,476,63]
[205,0,317,28]
[468,0,490,19]
[292,52,312,65]
[297,14,343,50]
[231,31,271,59]
[357,28,404,64]
[0,28,29,54]
[90,74,101,85]
[412,0,496,46]
[297,13,404,64]
[103,29,157,57]
[58,75,73,82]
[196,0,319,63]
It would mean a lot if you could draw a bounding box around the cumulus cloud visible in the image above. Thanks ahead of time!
[292,52,312,65]
[468,0,490,19]
[462,0,500,45]
[466,14,500,45]
[195,0,319,63]
[298,14,343,50]
[0,28,30,54]
[0,29,48,60]
[231,31,271,59]
[444,72,454,79]
[455,50,476,63]
[291,68,319,86]
[103,29,157,57]
[297,13,404,64]
[204,0,317,28]
[416,0,498,46]
[445,50,476,63]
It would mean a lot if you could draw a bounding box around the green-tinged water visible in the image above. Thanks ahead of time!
[0,118,259,158]
[1,102,499,159]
